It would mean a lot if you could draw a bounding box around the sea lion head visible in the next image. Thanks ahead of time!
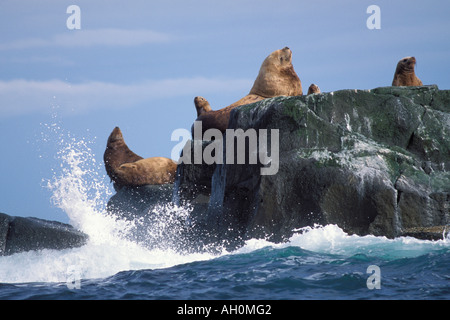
[267,46,293,68]
[396,56,417,73]
[249,47,302,97]
[307,84,321,95]
[392,56,423,86]
[107,127,124,145]
[194,96,212,116]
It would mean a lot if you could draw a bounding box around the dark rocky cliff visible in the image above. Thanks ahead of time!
[171,85,449,244]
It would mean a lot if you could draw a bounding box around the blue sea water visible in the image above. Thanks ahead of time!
[0,127,449,301]
[0,225,449,300]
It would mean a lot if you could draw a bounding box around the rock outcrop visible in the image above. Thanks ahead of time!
[172,85,449,243]
[11,86,447,255]
[0,212,87,256]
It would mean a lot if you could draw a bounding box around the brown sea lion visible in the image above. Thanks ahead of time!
[307,84,321,95]
[103,127,177,188]
[112,157,178,187]
[248,47,302,98]
[194,47,302,134]
[392,56,423,86]
[104,127,143,183]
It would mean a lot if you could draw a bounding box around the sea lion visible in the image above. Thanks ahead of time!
[112,157,178,187]
[307,84,321,95]
[103,127,177,188]
[194,47,302,134]
[248,47,302,98]
[194,96,212,116]
[392,56,423,86]
[104,127,143,183]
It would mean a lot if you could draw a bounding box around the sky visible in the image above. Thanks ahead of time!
[0,0,449,224]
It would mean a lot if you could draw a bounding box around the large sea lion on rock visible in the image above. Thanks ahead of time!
[194,47,302,134]
[392,56,423,86]
[104,127,177,189]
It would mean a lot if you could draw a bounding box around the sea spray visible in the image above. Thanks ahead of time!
[1,122,220,283]
[44,125,127,243]
[43,122,199,252]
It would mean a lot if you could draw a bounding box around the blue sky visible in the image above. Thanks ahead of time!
[1,0,449,223]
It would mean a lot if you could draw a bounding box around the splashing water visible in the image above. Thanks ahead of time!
[0,124,218,284]
[45,133,138,246]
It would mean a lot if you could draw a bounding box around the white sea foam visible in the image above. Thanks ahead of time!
[235,224,449,260]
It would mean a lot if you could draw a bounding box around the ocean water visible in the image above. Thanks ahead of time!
[0,127,449,301]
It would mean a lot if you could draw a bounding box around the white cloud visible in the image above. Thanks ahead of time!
[0,28,173,51]
[0,77,253,118]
